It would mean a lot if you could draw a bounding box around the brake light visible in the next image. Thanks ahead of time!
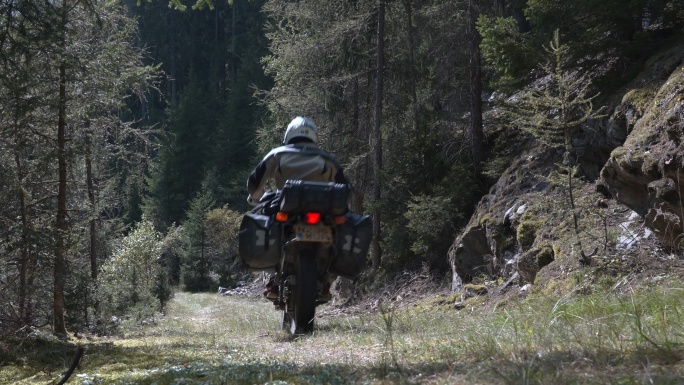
[275,212,289,222]
[304,212,321,225]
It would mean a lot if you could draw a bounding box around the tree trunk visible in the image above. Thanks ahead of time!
[371,0,385,272]
[494,0,505,16]
[85,121,98,325]
[403,0,418,134]
[15,150,33,326]
[53,0,69,338]
[232,1,237,79]
[511,0,531,33]
[12,86,33,327]
[468,0,484,175]
[352,77,365,212]
[169,11,177,103]
[85,124,97,281]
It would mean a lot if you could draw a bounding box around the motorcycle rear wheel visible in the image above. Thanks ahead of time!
[288,254,317,334]
[280,310,291,331]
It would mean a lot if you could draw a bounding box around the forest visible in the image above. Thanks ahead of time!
[1,0,683,339]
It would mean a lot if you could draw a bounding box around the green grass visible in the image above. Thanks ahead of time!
[2,286,684,384]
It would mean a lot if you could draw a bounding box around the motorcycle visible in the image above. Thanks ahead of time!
[239,180,372,335]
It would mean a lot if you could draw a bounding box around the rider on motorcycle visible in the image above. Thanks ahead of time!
[246,116,349,301]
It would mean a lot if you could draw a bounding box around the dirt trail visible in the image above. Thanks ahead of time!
[5,277,684,384]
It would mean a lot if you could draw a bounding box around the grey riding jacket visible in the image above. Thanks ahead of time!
[246,143,348,206]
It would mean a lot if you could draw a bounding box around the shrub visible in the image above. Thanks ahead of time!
[204,206,244,287]
[97,218,170,324]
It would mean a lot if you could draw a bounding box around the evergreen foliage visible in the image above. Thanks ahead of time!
[0,0,159,335]
[180,186,215,292]
[478,15,541,89]
[405,195,456,256]
[178,185,244,291]
[507,30,605,161]
[479,0,684,90]
[144,73,216,229]
[136,0,270,225]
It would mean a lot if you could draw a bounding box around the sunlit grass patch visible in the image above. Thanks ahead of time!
[384,285,684,383]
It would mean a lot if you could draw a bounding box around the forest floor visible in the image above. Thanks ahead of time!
[2,269,684,384]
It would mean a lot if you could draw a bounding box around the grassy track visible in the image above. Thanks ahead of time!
[2,287,684,384]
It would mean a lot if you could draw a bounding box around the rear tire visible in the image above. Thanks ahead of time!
[289,254,317,334]
[280,310,291,331]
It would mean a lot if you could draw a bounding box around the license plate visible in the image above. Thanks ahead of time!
[294,224,333,243]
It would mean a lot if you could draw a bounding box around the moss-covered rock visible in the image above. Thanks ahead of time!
[517,220,543,251]
[517,245,555,284]
[536,245,555,268]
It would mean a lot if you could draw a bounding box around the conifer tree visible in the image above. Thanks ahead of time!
[508,30,605,264]
[180,185,215,292]
[144,73,215,228]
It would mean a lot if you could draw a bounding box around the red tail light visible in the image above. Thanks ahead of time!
[304,212,321,225]
[275,212,289,222]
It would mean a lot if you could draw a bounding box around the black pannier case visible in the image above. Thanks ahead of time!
[238,213,281,270]
[280,180,349,214]
[332,212,372,278]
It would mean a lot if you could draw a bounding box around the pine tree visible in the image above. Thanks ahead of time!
[180,185,215,292]
[507,30,606,264]
[144,73,215,228]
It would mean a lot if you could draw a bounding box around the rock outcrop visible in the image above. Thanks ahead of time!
[449,43,684,290]
[448,143,560,290]
[600,45,684,248]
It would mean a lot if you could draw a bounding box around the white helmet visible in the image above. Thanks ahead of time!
[283,116,318,144]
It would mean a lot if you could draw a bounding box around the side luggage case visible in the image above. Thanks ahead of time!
[332,212,372,278]
[238,213,281,270]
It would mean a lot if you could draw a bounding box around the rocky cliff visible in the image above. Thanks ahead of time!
[449,43,684,292]
[600,46,684,249]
